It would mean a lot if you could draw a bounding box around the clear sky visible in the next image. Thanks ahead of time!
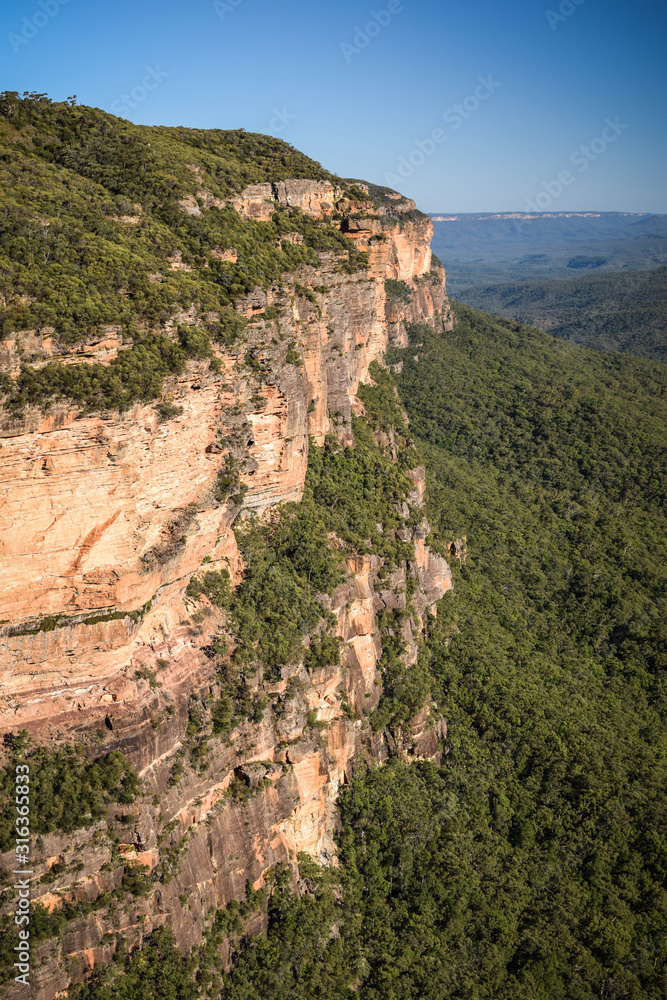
[1,0,665,213]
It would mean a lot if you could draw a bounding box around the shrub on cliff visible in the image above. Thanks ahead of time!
[214,456,248,505]
[0,737,141,848]
[385,278,413,304]
[73,927,200,1000]
[225,513,334,677]
[304,633,341,674]
[3,323,230,413]
[306,417,415,565]
[4,334,188,413]
[186,570,230,605]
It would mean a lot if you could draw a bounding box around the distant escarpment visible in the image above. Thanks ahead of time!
[0,94,454,998]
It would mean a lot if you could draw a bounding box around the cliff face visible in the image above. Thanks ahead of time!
[0,179,453,998]
[0,185,450,718]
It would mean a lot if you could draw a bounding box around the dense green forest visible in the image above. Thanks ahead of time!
[0,739,140,852]
[68,304,666,999]
[461,267,667,362]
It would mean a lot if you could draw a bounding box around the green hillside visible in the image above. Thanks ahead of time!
[0,91,343,338]
[71,306,667,999]
[460,267,667,363]
[0,92,370,412]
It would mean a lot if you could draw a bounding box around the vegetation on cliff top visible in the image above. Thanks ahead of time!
[0,92,373,413]
[0,91,338,195]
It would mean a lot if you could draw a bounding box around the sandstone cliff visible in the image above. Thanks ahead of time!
[0,182,450,725]
[0,176,453,998]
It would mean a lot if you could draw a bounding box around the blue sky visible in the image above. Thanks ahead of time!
[1,0,665,213]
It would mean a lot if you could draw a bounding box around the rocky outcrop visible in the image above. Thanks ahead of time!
[0,180,453,998]
[229,179,422,225]
[231,180,344,221]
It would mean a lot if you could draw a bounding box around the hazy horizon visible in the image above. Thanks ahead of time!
[427,210,665,217]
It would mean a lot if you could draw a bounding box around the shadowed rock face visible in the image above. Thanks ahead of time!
[0,182,453,999]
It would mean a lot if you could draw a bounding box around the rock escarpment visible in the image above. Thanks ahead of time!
[0,182,450,719]
[0,177,453,999]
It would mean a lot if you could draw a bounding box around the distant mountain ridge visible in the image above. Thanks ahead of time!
[431,211,667,362]
[430,211,653,222]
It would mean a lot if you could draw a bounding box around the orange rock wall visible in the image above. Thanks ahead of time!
[0,194,450,722]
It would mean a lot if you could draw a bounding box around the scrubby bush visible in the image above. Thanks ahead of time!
[0,736,141,849]
[385,278,413,304]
